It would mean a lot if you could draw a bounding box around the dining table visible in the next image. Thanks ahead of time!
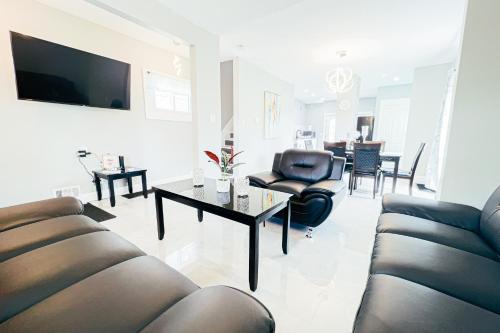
[345,150,402,193]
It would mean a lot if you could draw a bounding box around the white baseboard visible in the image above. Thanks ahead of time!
[80,174,191,203]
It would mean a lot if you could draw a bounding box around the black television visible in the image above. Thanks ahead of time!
[10,31,131,110]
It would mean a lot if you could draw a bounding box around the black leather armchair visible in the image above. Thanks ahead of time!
[249,149,346,236]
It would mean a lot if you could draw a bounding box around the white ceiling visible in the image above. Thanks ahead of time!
[37,0,190,58]
[156,0,467,103]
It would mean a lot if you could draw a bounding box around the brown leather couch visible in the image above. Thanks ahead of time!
[0,197,275,333]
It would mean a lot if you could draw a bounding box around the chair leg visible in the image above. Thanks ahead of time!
[349,172,354,195]
[409,178,414,196]
[306,227,314,238]
[373,175,377,199]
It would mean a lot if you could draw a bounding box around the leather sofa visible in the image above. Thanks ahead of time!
[0,197,275,333]
[248,149,346,233]
[353,186,500,333]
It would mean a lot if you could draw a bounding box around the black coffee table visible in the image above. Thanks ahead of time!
[93,168,148,207]
[153,179,292,291]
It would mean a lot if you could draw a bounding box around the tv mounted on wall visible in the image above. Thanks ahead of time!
[10,31,131,110]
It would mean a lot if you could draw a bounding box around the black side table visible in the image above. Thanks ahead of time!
[93,168,148,207]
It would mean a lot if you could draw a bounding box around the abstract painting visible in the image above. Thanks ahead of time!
[264,91,281,139]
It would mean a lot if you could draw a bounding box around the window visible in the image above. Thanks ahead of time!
[143,69,191,122]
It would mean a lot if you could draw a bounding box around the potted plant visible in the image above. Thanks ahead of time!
[204,150,244,192]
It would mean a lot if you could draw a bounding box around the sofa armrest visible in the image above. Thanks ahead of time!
[382,194,481,232]
[329,156,346,180]
[303,180,346,197]
[140,286,275,333]
[0,197,84,232]
[248,172,283,188]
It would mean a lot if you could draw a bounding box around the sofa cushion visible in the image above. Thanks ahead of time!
[382,194,481,232]
[0,256,199,333]
[480,185,500,253]
[302,179,346,197]
[279,149,333,183]
[0,215,107,262]
[353,274,500,333]
[0,231,144,322]
[268,180,310,197]
[371,233,500,314]
[377,213,498,261]
[140,286,275,333]
[0,197,84,232]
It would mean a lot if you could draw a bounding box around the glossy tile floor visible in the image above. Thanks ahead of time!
[93,178,434,333]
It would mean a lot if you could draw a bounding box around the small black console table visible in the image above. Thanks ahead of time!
[93,168,148,207]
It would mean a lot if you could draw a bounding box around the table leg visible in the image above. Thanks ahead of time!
[392,157,400,193]
[127,178,133,194]
[249,220,259,291]
[197,209,203,222]
[282,201,290,255]
[155,191,165,240]
[94,174,102,201]
[108,179,116,207]
[141,173,148,198]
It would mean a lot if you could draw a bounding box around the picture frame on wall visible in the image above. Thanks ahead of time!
[264,91,281,139]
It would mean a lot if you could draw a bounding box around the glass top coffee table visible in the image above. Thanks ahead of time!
[153,178,292,291]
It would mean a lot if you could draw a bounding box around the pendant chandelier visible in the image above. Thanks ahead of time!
[325,50,354,94]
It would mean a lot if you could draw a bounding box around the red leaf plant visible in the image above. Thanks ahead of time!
[204,150,244,174]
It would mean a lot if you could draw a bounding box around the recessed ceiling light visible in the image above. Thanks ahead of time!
[393,76,400,82]
[381,73,388,78]
[311,93,316,97]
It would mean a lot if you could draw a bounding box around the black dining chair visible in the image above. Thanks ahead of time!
[350,142,382,199]
[324,141,352,172]
[380,142,426,196]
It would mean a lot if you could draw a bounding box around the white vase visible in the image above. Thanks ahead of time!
[216,177,230,192]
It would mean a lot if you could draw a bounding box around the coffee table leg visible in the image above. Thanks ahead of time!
[142,173,148,198]
[249,220,259,291]
[108,179,116,207]
[155,191,165,240]
[282,201,290,255]
[197,209,203,222]
[127,178,133,194]
[94,174,102,201]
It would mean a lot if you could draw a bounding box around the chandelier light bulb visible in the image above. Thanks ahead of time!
[325,50,355,95]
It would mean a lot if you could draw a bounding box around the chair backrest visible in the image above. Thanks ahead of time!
[410,143,426,174]
[278,149,333,183]
[365,140,385,152]
[324,141,347,158]
[480,185,500,253]
[353,143,381,174]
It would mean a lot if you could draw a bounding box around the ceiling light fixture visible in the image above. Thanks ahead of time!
[325,50,354,95]
[393,76,400,82]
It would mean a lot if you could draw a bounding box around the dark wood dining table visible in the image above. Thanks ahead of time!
[345,151,402,193]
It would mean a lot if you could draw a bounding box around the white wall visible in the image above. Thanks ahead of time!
[0,0,195,206]
[91,0,222,173]
[233,58,305,174]
[439,0,500,208]
[304,97,376,145]
[402,63,452,179]
[220,60,234,131]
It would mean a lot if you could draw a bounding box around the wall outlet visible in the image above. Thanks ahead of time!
[53,185,81,199]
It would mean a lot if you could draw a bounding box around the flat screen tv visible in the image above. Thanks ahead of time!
[10,31,131,110]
